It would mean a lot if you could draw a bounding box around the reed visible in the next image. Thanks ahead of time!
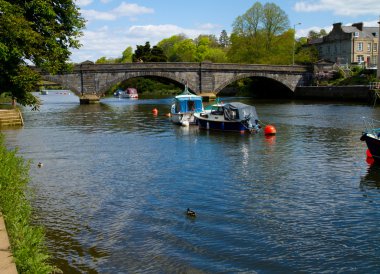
[0,134,56,273]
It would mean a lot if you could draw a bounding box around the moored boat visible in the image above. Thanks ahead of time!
[170,86,203,126]
[119,88,138,99]
[360,117,380,160]
[194,101,261,133]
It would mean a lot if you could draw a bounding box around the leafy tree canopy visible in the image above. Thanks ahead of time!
[132,42,167,62]
[0,0,85,109]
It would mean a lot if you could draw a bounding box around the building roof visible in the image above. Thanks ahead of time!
[308,22,379,45]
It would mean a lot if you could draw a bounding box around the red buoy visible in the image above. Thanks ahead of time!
[264,125,276,136]
[152,108,158,115]
[366,149,373,158]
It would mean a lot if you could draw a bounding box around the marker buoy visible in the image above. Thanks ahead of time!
[366,149,373,158]
[152,108,158,115]
[264,125,276,136]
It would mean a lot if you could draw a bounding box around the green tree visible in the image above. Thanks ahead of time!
[157,34,187,61]
[173,39,197,62]
[229,1,290,64]
[261,3,289,50]
[232,2,263,37]
[308,29,327,40]
[132,42,167,62]
[120,46,133,63]
[219,30,230,48]
[150,46,167,62]
[0,0,85,109]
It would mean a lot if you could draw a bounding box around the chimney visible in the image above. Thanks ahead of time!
[332,22,342,30]
[352,22,363,31]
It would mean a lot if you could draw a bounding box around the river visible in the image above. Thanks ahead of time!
[2,92,380,273]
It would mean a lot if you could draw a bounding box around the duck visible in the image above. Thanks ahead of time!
[186,208,196,217]
[37,162,43,168]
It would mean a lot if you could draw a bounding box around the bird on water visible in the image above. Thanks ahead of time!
[37,162,43,168]
[186,208,196,217]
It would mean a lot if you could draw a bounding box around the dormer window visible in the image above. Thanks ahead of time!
[373,32,378,37]
[354,32,359,38]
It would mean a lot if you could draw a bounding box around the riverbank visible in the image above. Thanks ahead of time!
[0,134,55,273]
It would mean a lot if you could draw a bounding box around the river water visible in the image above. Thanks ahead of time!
[2,92,380,273]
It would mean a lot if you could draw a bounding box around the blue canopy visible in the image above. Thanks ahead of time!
[174,96,203,113]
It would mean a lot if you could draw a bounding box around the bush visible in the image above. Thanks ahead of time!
[0,134,56,273]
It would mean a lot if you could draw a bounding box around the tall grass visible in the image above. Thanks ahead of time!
[0,134,56,273]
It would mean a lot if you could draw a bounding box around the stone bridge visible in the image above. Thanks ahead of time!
[40,62,313,102]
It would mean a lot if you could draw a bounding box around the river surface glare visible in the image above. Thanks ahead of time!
[3,92,380,273]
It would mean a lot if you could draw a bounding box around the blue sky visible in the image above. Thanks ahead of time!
[72,0,380,63]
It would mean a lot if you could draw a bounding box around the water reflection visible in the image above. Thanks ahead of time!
[361,162,380,190]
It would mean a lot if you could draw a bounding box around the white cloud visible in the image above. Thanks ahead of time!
[81,9,116,21]
[113,2,154,17]
[81,2,154,22]
[294,0,380,16]
[75,0,93,7]
[70,23,223,63]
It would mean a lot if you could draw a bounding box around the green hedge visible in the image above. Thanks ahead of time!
[0,134,56,273]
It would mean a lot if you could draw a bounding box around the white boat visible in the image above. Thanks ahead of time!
[170,86,203,126]
[194,101,261,133]
[119,88,138,99]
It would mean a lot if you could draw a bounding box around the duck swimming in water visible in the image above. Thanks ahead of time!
[186,208,196,217]
[37,162,43,168]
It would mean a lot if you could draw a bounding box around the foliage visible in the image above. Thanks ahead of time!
[308,29,327,40]
[132,42,167,62]
[228,1,291,64]
[0,0,85,109]
[219,30,230,48]
[157,34,187,62]
[96,46,133,64]
[295,43,319,64]
[0,134,56,273]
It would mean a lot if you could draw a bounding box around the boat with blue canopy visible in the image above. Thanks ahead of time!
[170,86,204,126]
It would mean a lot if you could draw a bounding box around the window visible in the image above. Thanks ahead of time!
[357,55,364,63]
[374,43,378,52]
[367,43,371,52]
[354,32,359,37]
[357,42,363,51]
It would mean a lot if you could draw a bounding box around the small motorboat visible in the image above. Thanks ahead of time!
[360,117,380,160]
[113,89,123,97]
[119,88,138,99]
[170,85,203,126]
[194,101,261,133]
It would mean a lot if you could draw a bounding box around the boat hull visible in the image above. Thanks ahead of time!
[171,113,197,125]
[361,133,380,160]
[197,117,249,132]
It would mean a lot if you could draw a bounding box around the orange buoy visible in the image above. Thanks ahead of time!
[366,149,373,158]
[152,108,158,115]
[264,125,276,136]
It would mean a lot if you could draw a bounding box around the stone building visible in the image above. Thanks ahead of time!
[309,22,378,68]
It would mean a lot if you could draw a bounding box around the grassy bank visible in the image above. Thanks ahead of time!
[0,134,56,273]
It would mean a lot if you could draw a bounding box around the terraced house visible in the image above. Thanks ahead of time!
[309,22,379,68]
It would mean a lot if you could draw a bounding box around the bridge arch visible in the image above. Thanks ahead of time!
[214,72,301,94]
[96,71,196,95]
[41,74,82,96]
